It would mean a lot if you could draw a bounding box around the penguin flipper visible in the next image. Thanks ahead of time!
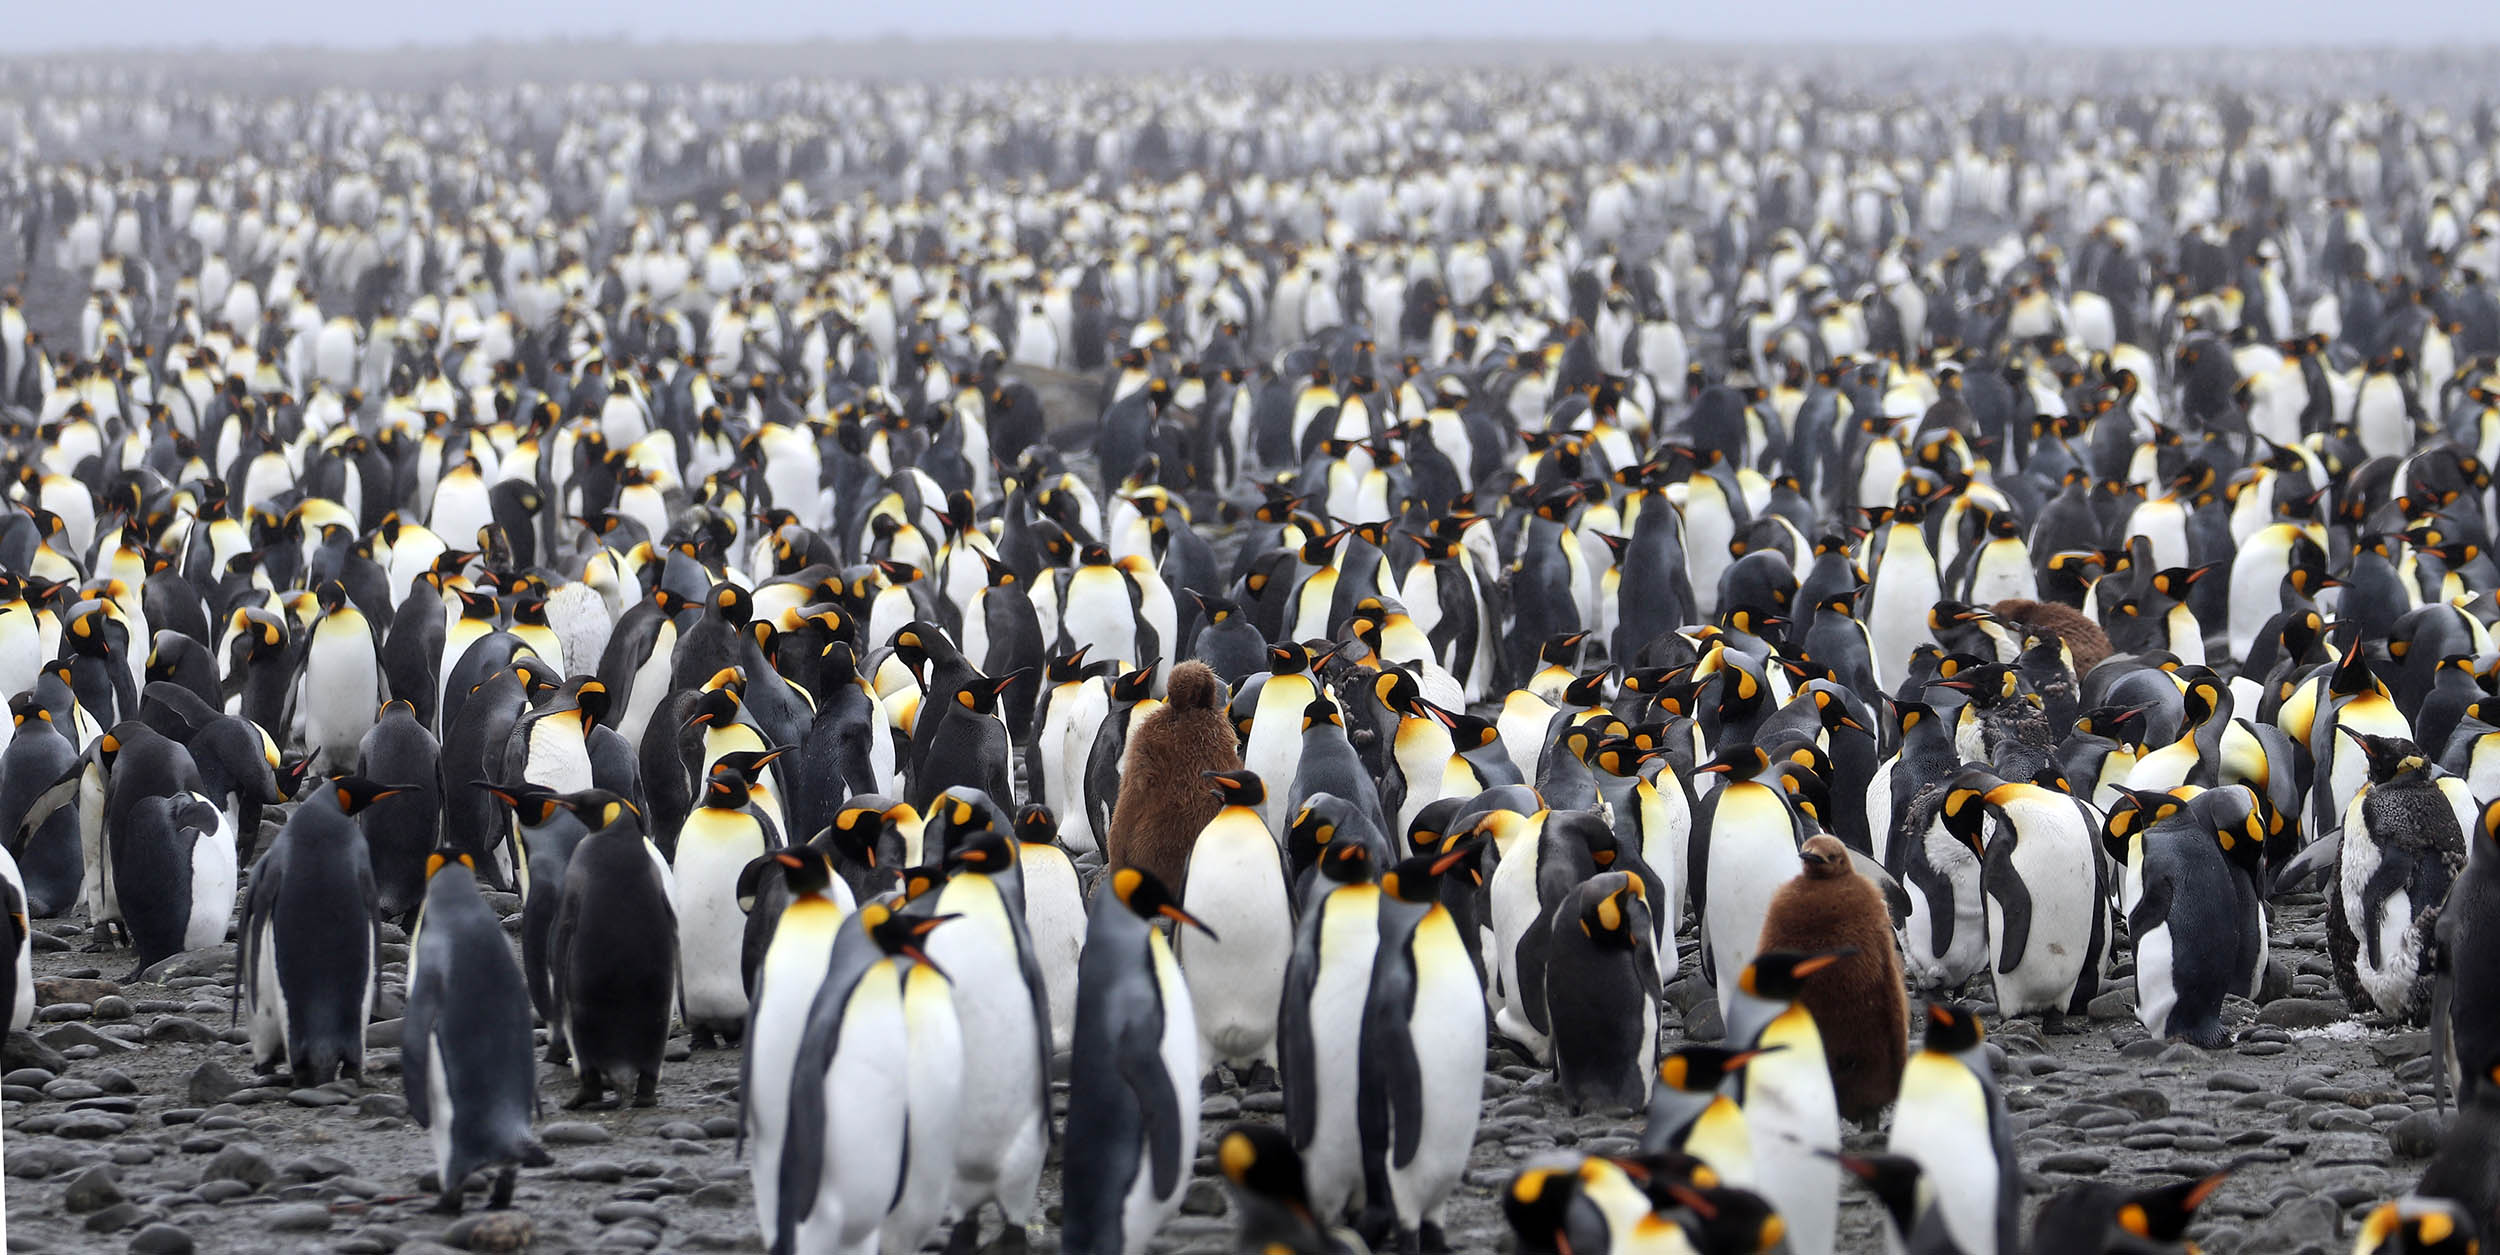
[1280,918,1322,1146]
[1364,939,1426,1169]
[8,756,88,857]
[1982,848,2033,975]
[2269,828,2342,897]
[403,957,444,1130]
[1844,847,1913,928]
[1116,1013,1185,1201]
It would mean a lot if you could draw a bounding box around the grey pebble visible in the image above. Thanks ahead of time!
[2206,1071,2264,1093]
[2255,998,2344,1030]
[141,1017,218,1044]
[126,1224,194,1255]
[285,1088,347,1108]
[2388,1110,2447,1159]
[542,1120,612,1145]
[264,1203,333,1233]
[63,1164,124,1212]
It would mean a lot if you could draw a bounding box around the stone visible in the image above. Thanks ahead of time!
[83,1202,150,1234]
[282,1154,354,1181]
[201,1145,276,1189]
[591,1201,667,1224]
[140,946,235,981]
[2252,1195,2342,1251]
[90,996,132,1021]
[36,977,123,1006]
[689,1183,740,1208]
[356,1093,410,1118]
[63,1164,124,1212]
[2103,1088,2171,1119]
[127,1225,195,1255]
[286,1088,347,1108]
[144,1018,219,1045]
[37,1023,136,1054]
[2,1030,67,1073]
[2039,1151,2113,1174]
[43,1078,104,1100]
[448,1210,536,1252]
[542,1120,612,1146]
[2390,1111,2448,1160]
[185,1062,242,1105]
[265,1204,332,1233]
[2207,1071,2264,1093]
[53,1112,130,1139]
[365,1019,404,1048]
[2255,998,2345,1030]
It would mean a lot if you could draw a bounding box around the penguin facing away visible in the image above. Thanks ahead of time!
[546,789,678,1108]
[242,775,400,1086]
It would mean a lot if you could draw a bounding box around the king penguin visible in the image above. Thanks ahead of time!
[404,847,552,1213]
[1363,837,1491,1251]
[738,847,850,1242]
[926,826,1054,1255]
[242,776,401,1085]
[300,579,386,772]
[1062,868,1212,1255]
[1886,1001,2018,1255]
[677,761,777,1048]
[1281,840,1385,1227]
[1178,770,1295,1078]
[547,790,678,1107]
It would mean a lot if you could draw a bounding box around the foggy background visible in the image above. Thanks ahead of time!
[9,0,2499,53]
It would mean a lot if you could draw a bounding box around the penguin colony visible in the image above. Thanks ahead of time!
[3,46,2500,1255]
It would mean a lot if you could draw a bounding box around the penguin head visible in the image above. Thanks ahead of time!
[730,850,840,905]
[1653,1177,1785,1255]
[1013,805,1061,849]
[1108,663,1159,704]
[1830,1152,1929,1245]
[1919,1000,1984,1054]
[2354,1198,2479,1255]
[941,828,1017,879]
[1108,866,1217,938]
[821,805,892,872]
[311,578,349,615]
[1204,770,1267,809]
[2107,1165,2236,1248]
[1313,838,1377,888]
[1795,834,1855,880]
[2339,728,2430,785]
[707,582,752,626]
[8,692,50,730]
[547,788,643,833]
[1737,949,1852,1002]
[1215,1123,1318,1223]
[322,775,407,816]
[855,900,954,970]
[1697,742,1770,781]
[476,782,571,831]
[1501,1164,1590,1255]
[1378,836,1484,906]
[1655,1044,1784,1095]
[1574,872,1649,949]
[422,847,478,883]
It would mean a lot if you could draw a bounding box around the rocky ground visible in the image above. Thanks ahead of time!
[0,882,2446,1255]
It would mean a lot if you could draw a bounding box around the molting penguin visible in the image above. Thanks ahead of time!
[1062,868,1213,1255]
[1756,834,1907,1127]
[403,848,552,1214]
[2329,731,2465,1022]
[242,776,400,1085]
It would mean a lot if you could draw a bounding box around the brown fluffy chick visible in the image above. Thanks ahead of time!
[1990,598,2111,677]
[1756,834,1908,1126]
[1105,661,1243,893]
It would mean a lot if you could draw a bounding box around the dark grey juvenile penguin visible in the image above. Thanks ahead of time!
[547,790,678,1107]
[404,849,551,1213]
[241,776,402,1085]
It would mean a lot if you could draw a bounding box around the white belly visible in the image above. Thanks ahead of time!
[674,836,762,1025]
[1178,834,1294,1067]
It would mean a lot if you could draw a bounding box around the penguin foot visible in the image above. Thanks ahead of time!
[943,1217,982,1255]
[544,1041,571,1066]
[1239,1060,1278,1090]
[430,1191,464,1216]
[691,1028,719,1051]
[566,1079,607,1109]
[488,1164,518,1210]
[632,1073,658,1107]
[1353,1206,1397,1250]
[985,1225,1029,1255]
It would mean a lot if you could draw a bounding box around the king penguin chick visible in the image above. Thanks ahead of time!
[1106,660,1242,894]
[404,847,551,1214]
[1756,833,1907,1127]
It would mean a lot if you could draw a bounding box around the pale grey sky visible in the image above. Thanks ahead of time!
[9,0,2498,52]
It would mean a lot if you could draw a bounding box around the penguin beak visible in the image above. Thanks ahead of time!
[1160,904,1219,941]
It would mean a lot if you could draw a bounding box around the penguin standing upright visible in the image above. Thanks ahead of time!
[1543,869,1662,1115]
[1886,1002,2018,1255]
[773,902,952,1255]
[0,693,80,917]
[358,699,444,925]
[403,848,551,1214]
[2440,800,2500,1096]
[1363,838,1488,1251]
[925,827,1053,1253]
[2126,787,2267,1047]
[1106,661,1240,892]
[106,787,233,981]
[1727,950,1848,1255]
[677,761,776,1048]
[1756,834,1907,1127]
[242,777,400,1085]
[880,917,966,1255]
[1062,868,1212,1255]
[1950,772,2106,1024]
[300,579,386,771]
[1178,770,1295,1076]
[2330,732,2465,1021]
[1013,804,1090,1057]
[547,790,677,1107]
[1,846,30,1032]
[734,848,846,1240]
[1280,840,1384,1228]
